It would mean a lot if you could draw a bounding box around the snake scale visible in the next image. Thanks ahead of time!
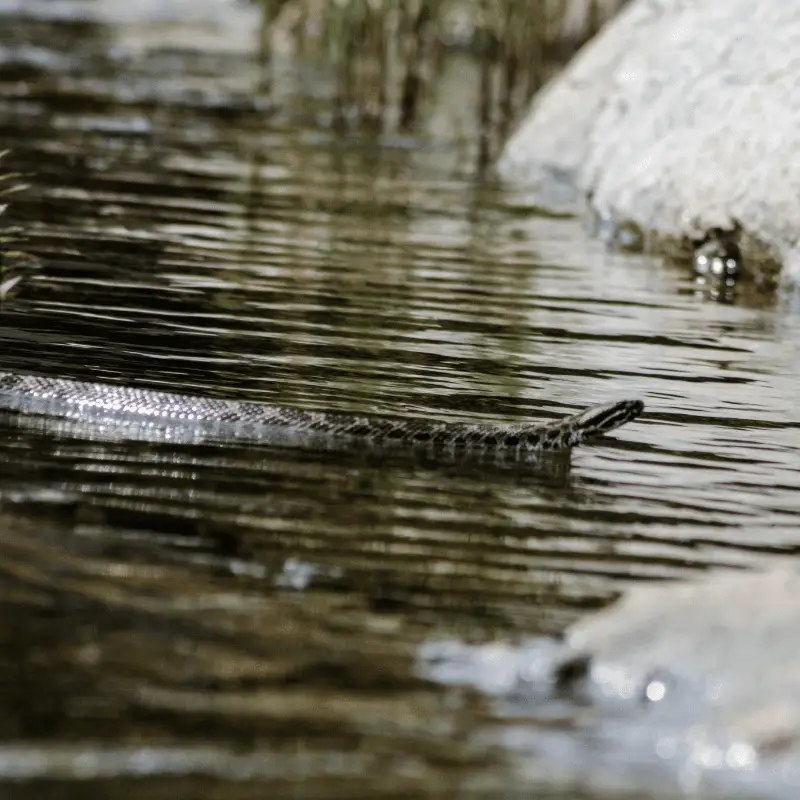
[0,371,644,456]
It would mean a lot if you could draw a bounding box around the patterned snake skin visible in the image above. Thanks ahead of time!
[0,371,644,455]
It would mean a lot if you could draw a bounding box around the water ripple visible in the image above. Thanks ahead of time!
[2,2,800,796]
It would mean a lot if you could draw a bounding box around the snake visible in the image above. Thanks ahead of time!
[0,370,644,458]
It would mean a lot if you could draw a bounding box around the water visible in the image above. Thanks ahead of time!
[1,1,800,798]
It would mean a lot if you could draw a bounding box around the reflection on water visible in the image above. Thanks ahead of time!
[2,0,800,798]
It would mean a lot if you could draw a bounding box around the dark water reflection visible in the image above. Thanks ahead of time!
[1,1,800,797]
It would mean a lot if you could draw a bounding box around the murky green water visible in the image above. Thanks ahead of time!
[1,2,800,798]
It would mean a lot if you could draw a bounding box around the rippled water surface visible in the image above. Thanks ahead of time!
[2,1,800,798]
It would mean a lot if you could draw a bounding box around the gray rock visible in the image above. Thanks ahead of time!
[497,0,800,287]
[421,569,800,797]
[570,570,800,768]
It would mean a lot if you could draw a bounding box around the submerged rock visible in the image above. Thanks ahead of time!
[571,569,800,740]
[497,0,800,288]
[421,569,800,798]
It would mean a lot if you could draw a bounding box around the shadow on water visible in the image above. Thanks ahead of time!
[1,1,800,798]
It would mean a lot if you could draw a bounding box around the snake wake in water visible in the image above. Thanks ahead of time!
[0,371,644,459]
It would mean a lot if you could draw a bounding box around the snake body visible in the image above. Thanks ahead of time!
[0,371,644,456]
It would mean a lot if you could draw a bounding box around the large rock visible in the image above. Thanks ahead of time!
[563,569,800,795]
[571,570,800,752]
[421,569,800,797]
[497,0,800,287]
